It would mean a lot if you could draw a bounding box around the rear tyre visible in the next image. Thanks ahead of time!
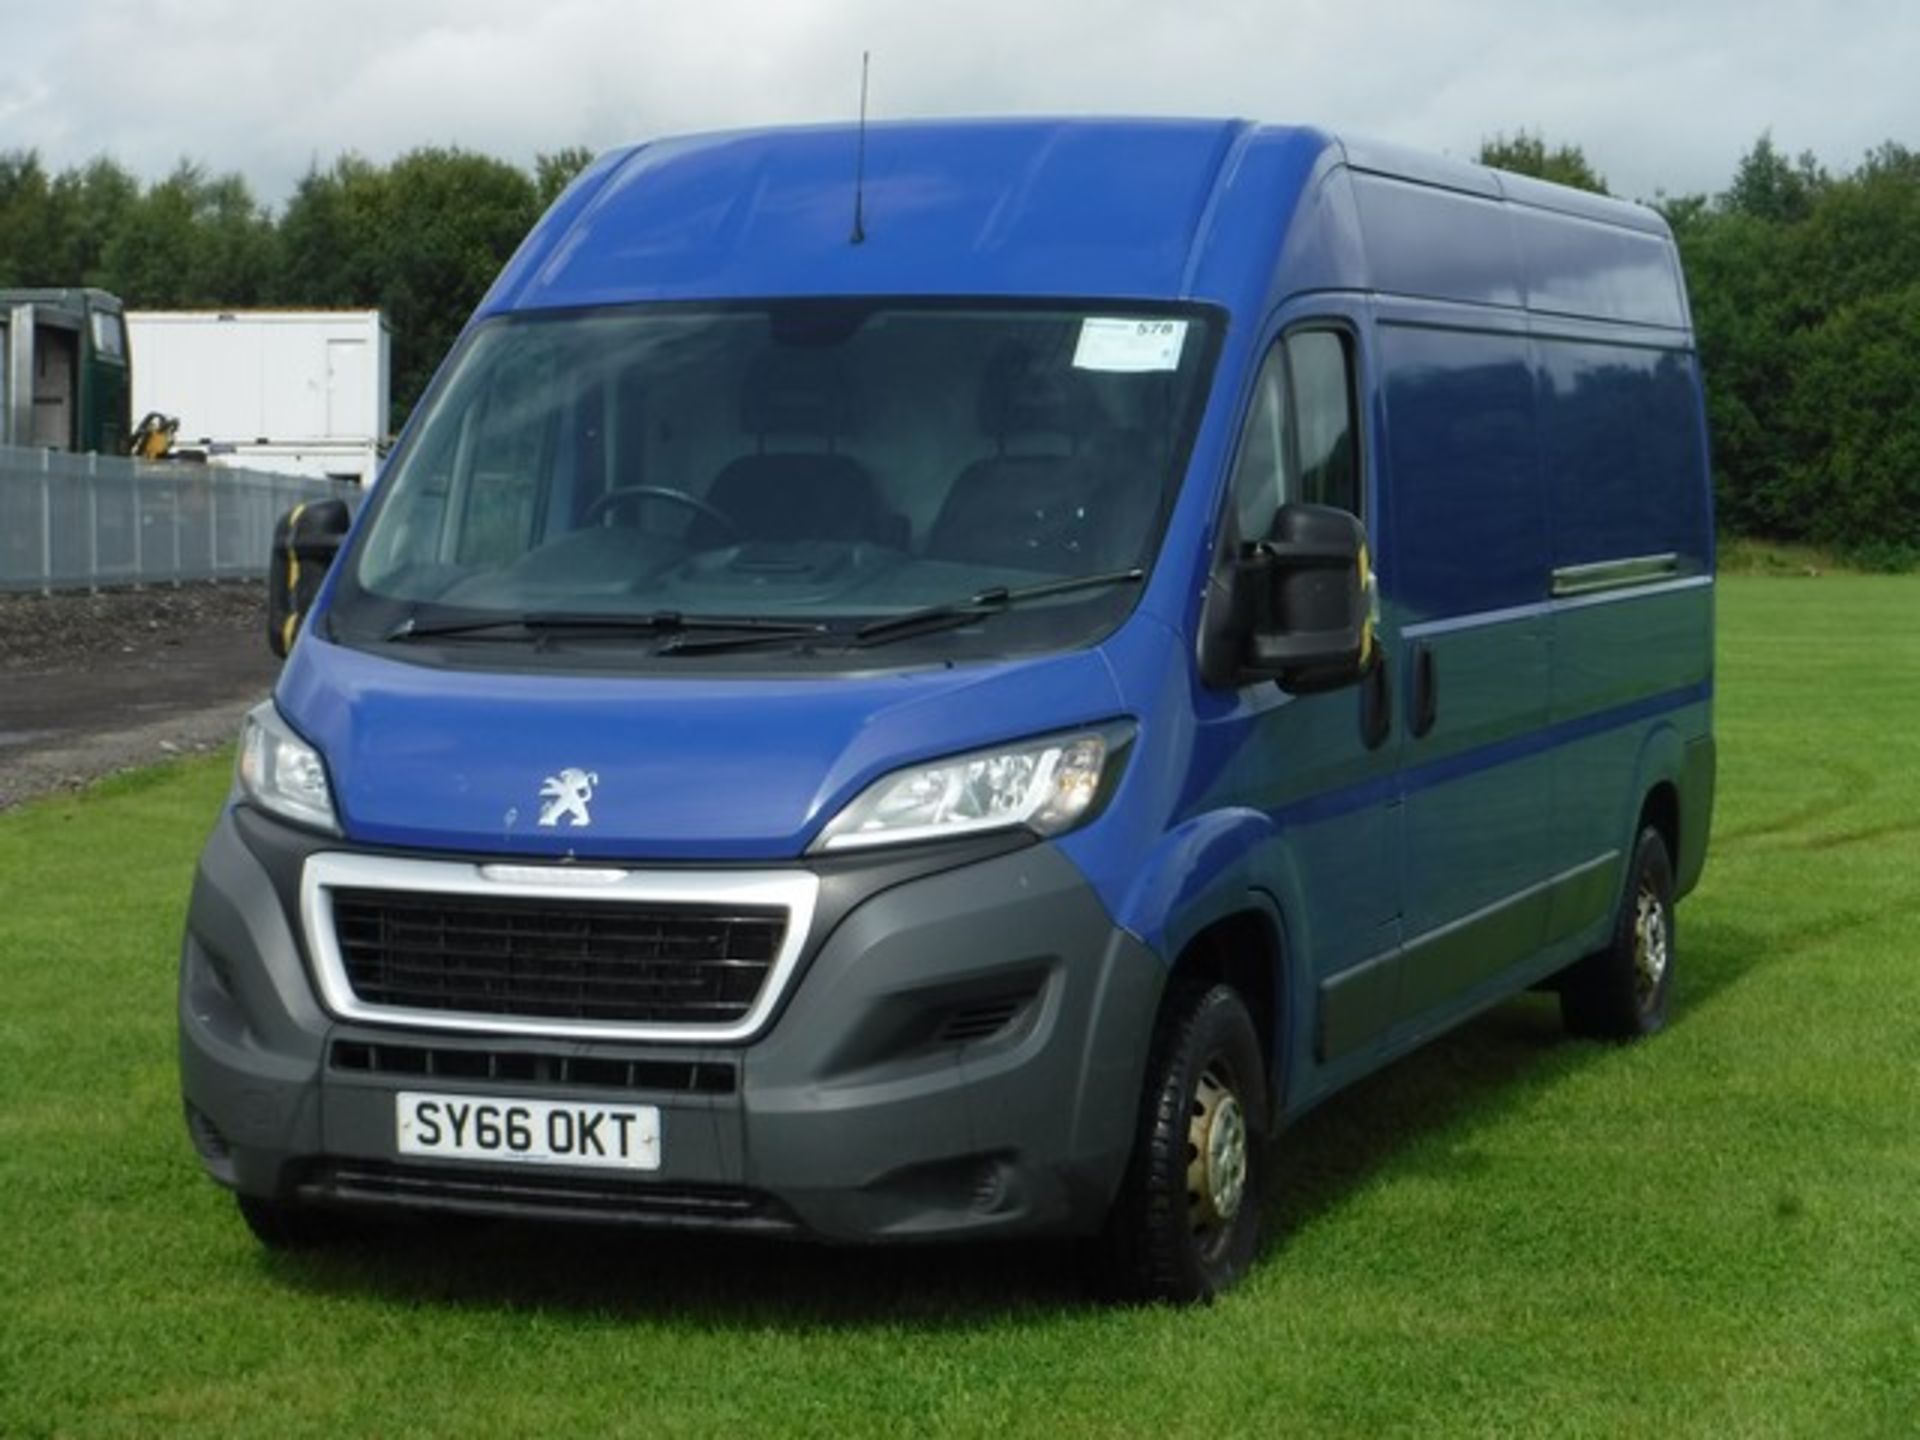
[1560,825,1676,1040]
[235,1194,361,1250]
[1092,983,1268,1304]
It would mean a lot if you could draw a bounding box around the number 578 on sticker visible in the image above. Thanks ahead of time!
[1074,316,1189,373]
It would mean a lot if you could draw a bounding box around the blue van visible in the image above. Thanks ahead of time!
[181,119,1714,1302]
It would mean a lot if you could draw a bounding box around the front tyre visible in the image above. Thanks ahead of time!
[1561,825,1677,1040]
[1093,983,1268,1304]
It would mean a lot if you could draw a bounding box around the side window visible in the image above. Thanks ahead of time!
[1228,349,1291,543]
[1287,330,1359,516]
[90,311,126,359]
[1225,327,1361,544]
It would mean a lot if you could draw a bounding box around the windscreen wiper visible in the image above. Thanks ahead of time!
[851,568,1146,647]
[384,609,829,644]
[653,625,842,656]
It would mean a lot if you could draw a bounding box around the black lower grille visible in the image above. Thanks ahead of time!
[329,1040,737,1095]
[938,994,1032,1044]
[330,888,787,1025]
[304,1161,794,1233]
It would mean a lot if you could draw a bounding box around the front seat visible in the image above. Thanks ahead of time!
[687,351,898,550]
[925,344,1110,571]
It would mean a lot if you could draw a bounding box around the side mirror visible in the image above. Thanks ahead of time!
[268,498,351,657]
[1212,503,1375,692]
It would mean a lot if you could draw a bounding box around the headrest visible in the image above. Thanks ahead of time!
[976,344,1094,441]
[740,351,853,439]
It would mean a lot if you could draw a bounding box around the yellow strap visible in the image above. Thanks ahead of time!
[1356,541,1375,667]
[281,504,307,652]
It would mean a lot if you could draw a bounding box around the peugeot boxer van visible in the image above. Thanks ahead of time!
[179,119,1715,1302]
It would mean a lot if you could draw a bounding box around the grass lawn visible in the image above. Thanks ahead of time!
[3,576,1917,1438]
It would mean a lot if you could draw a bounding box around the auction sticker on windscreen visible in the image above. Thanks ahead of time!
[1072,316,1188,371]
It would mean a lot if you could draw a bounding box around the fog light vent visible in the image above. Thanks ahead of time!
[184,1103,230,1162]
[970,1161,1010,1213]
[937,991,1034,1044]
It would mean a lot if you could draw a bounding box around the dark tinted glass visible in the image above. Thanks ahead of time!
[333,302,1218,667]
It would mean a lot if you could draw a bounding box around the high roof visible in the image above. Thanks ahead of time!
[473,117,1680,327]
[479,118,1339,314]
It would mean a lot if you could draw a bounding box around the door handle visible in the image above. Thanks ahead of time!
[1410,641,1438,739]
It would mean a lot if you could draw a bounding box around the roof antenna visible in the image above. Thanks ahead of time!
[850,50,870,245]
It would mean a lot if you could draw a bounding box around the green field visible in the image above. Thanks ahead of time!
[3,576,1916,1438]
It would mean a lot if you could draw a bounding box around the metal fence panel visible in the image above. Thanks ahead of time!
[0,446,361,592]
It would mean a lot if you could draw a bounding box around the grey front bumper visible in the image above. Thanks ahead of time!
[179,808,1165,1242]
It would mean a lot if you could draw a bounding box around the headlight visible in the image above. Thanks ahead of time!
[813,724,1131,852]
[237,702,339,834]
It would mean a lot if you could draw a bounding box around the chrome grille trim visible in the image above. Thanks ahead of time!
[300,852,819,1042]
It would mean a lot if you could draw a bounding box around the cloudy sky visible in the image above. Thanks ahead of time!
[3,0,1916,207]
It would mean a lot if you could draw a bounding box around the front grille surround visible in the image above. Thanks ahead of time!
[300,853,819,1042]
[332,888,785,1025]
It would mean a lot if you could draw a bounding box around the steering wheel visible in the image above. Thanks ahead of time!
[581,485,740,538]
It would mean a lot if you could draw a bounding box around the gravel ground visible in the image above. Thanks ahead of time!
[0,581,282,810]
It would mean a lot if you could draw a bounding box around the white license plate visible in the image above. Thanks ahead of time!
[396,1091,661,1171]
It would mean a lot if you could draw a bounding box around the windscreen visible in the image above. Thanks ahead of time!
[330,301,1217,667]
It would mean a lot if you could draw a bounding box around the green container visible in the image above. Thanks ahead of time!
[1,287,131,454]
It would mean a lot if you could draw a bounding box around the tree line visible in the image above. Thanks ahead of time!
[1483,130,1919,565]
[4,133,1917,561]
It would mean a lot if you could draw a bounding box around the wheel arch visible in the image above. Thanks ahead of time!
[1164,897,1291,1127]
[1640,777,1680,864]
[1108,807,1310,1128]
[1628,721,1686,865]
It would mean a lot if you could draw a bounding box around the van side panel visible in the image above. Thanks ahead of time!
[1378,316,1554,974]
[1381,318,1547,617]
[1335,173,1712,1060]
[1529,232,1714,928]
[1538,334,1711,571]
